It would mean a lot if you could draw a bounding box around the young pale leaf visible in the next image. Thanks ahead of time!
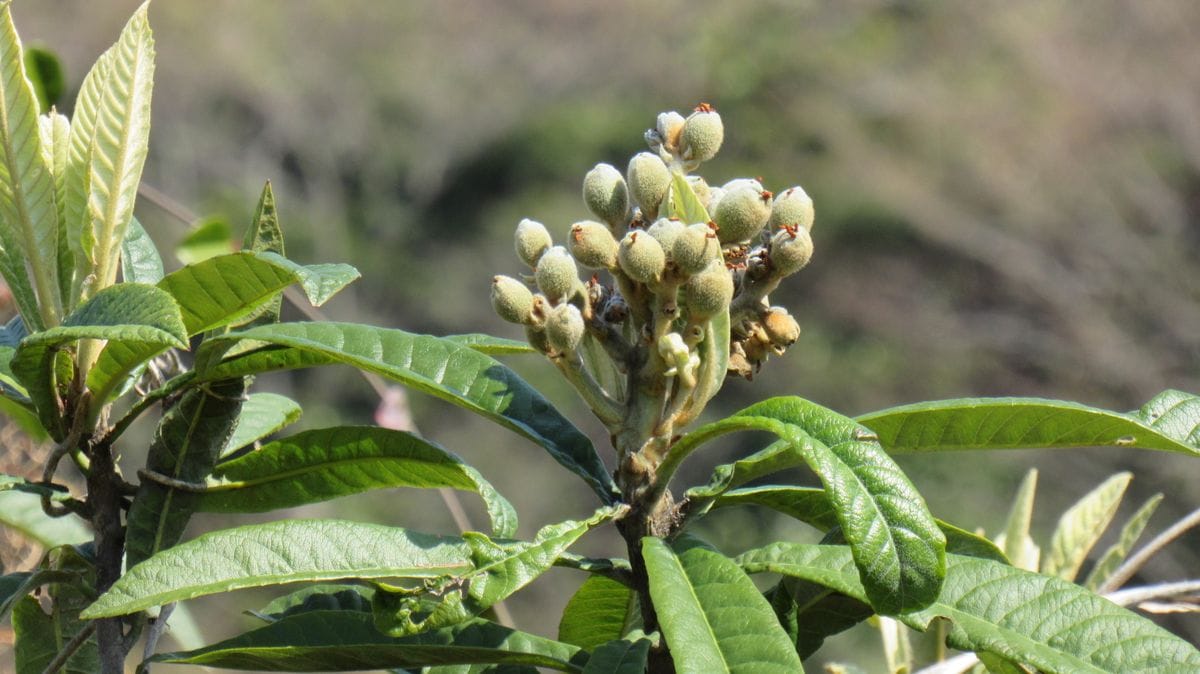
[39,110,72,304]
[1135,389,1200,447]
[11,282,187,438]
[1083,493,1162,591]
[196,322,618,502]
[666,169,710,224]
[581,633,653,674]
[149,613,586,672]
[558,575,638,650]
[157,251,359,336]
[996,470,1040,572]
[858,396,1200,456]
[0,2,63,328]
[237,181,286,326]
[120,215,164,283]
[218,391,302,458]
[124,378,246,568]
[738,544,1200,673]
[664,396,946,614]
[82,520,473,618]
[1042,472,1131,581]
[678,307,729,425]
[642,536,804,673]
[199,426,518,537]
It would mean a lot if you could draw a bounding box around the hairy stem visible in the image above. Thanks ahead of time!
[88,440,130,673]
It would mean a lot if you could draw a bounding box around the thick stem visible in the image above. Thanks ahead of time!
[88,441,130,673]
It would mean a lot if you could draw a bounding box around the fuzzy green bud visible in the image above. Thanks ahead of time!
[680,105,724,164]
[721,178,763,193]
[673,222,722,275]
[618,230,666,284]
[515,219,552,268]
[535,246,579,302]
[646,218,685,254]
[546,303,585,353]
[686,175,712,211]
[767,186,815,232]
[568,220,619,270]
[627,152,671,219]
[769,225,814,276]
[683,260,734,320]
[491,275,534,324]
[714,185,771,244]
[583,163,629,228]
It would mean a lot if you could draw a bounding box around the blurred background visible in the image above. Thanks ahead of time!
[2,0,1198,669]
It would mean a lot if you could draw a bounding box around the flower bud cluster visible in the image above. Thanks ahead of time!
[491,104,816,452]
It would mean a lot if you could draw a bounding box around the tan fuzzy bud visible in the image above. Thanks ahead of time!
[673,222,722,275]
[583,163,629,228]
[535,246,579,302]
[767,186,815,232]
[618,230,666,284]
[568,220,619,270]
[686,175,712,211]
[627,152,671,219]
[761,306,801,347]
[646,218,685,254]
[769,225,814,276]
[491,275,534,324]
[680,105,724,164]
[546,303,585,353]
[656,111,686,153]
[515,219,552,268]
[683,260,734,320]
[714,185,772,244]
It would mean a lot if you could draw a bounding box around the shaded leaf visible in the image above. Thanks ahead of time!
[250,584,374,623]
[1083,493,1162,591]
[12,545,98,674]
[581,633,653,674]
[764,575,872,659]
[197,322,618,502]
[218,391,302,459]
[120,215,163,283]
[642,536,804,673]
[200,426,517,537]
[558,575,638,650]
[0,489,90,548]
[176,215,232,264]
[1042,472,1131,581]
[24,45,64,113]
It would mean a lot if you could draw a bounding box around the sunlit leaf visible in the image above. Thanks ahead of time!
[1042,472,1130,581]
[1083,492,1162,591]
[120,215,163,283]
[995,470,1040,572]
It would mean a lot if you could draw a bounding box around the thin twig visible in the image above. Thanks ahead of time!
[1105,579,1200,607]
[1099,507,1200,593]
[140,603,175,669]
[40,620,97,674]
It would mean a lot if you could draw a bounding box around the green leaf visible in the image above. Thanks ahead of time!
[642,536,804,673]
[70,3,155,298]
[374,507,619,635]
[0,490,89,548]
[197,322,618,502]
[558,575,638,650]
[176,215,232,264]
[581,633,653,674]
[765,575,872,659]
[157,251,359,336]
[199,426,518,537]
[738,544,1200,673]
[83,283,190,405]
[82,519,473,618]
[857,396,1200,456]
[120,215,164,283]
[11,282,187,438]
[664,396,946,614]
[39,109,72,304]
[1083,492,1162,591]
[12,545,98,674]
[149,612,586,672]
[24,45,64,113]
[243,180,284,254]
[1042,472,1131,581]
[218,391,302,459]
[666,169,710,224]
[250,584,374,623]
[125,378,246,568]
[1135,389,1200,447]
[444,333,536,355]
[996,469,1040,571]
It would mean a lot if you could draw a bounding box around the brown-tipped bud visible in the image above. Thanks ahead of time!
[656,111,686,153]
[767,186,815,232]
[568,220,619,270]
[618,230,666,284]
[673,222,722,275]
[535,246,579,302]
[546,303,585,353]
[714,185,772,244]
[583,163,629,228]
[646,218,685,255]
[627,152,671,219]
[515,219,552,268]
[683,260,734,320]
[491,275,534,324]
[681,106,724,164]
[769,225,814,276]
[761,306,801,347]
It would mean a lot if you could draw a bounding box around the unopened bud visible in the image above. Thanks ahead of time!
[680,105,724,164]
[568,220,619,270]
[686,175,712,211]
[627,152,671,219]
[714,185,771,244]
[515,219,552,268]
[683,260,734,320]
[646,218,685,254]
[761,306,801,347]
[673,222,722,275]
[767,186,815,232]
[721,177,763,194]
[546,303,585,353]
[583,163,629,228]
[769,226,813,276]
[618,230,666,284]
[656,111,686,153]
[535,246,579,302]
[491,275,534,324]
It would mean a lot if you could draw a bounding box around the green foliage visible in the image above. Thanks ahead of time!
[0,6,1195,673]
